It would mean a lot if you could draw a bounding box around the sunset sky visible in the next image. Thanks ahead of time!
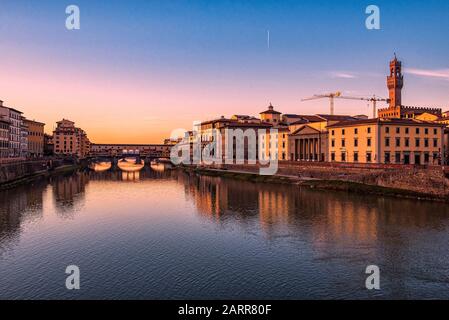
[1,0,448,143]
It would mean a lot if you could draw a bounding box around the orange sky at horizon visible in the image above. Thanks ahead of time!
[2,47,448,144]
[2,1,449,144]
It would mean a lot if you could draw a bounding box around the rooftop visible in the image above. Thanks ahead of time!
[327,118,445,128]
[260,103,282,115]
[316,114,357,122]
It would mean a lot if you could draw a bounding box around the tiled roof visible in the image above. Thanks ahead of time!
[260,109,282,115]
[290,115,324,123]
[316,114,357,121]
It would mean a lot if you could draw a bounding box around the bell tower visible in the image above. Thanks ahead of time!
[387,54,403,108]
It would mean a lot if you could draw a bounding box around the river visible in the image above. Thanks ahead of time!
[1,168,449,299]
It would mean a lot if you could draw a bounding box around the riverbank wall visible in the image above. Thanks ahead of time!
[0,159,82,190]
[188,162,449,201]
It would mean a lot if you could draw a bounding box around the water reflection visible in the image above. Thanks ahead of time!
[2,169,449,249]
[1,168,449,299]
[178,172,449,241]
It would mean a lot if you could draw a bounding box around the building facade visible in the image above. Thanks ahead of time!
[7,108,23,158]
[44,134,54,156]
[327,118,444,165]
[260,103,282,124]
[20,116,28,158]
[24,119,45,157]
[0,117,9,159]
[53,119,90,158]
[289,115,357,162]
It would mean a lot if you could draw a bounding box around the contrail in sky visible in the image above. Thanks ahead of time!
[267,30,270,49]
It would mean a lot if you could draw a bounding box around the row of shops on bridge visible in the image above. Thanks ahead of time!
[89,144,172,158]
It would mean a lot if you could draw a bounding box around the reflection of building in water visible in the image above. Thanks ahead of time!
[52,172,89,207]
[258,187,292,229]
[0,181,45,249]
[180,174,225,219]
[179,172,448,246]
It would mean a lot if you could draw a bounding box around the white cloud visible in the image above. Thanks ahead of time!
[329,72,358,79]
[405,68,449,80]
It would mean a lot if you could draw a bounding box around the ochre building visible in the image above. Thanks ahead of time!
[327,118,444,165]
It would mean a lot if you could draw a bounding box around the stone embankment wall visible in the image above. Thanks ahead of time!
[205,162,449,198]
[0,159,64,185]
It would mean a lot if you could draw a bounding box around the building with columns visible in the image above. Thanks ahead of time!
[288,115,357,162]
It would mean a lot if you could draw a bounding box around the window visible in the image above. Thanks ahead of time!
[366,152,372,162]
[367,138,371,147]
[342,129,345,135]
[354,128,358,134]
[434,128,438,135]
[331,152,335,161]
[354,152,359,162]
[331,130,335,136]
[385,127,390,134]
[385,138,390,147]
[385,152,391,164]
[405,127,409,134]
[424,153,430,164]
[354,139,358,147]
[396,127,400,134]
[405,138,410,147]
[433,153,439,163]
[425,128,429,135]
[395,152,401,163]
[434,139,438,148]
[424,139,429,148]
[341,152,346,162]
[415,138,420,147]
[416,128,420,134]
[341,139,345,147]
[331,139,335,147]
[367,127,371,134]
[396,138,400,147]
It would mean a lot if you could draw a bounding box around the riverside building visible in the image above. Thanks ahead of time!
[24,119,45,157]
[327,118,444,165]
[53,119,90,158]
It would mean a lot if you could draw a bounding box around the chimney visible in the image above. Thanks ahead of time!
[0,100,3,106]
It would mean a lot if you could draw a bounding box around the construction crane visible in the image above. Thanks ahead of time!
[336,95,390,118]
[302,92,389,118]
[301,92,342,115]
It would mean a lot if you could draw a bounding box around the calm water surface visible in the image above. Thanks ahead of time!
[1,168,449,299]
